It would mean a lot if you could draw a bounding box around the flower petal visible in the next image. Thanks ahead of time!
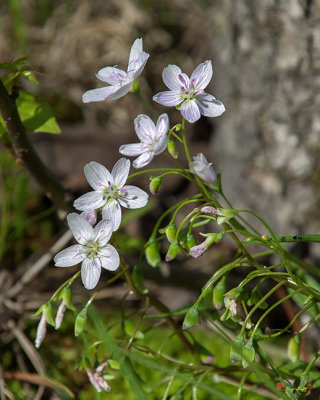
[153,135,168,155]
[196,93,225,117]
[82,86,119,103]
[84,161,113,190]
[111,158,130,188]
[119,143,148,157]
[106,82,133,101]
[132,152,154,168]
[93,219,113,246]
[118,185,149,209]
[162,65,183,90]
[190,60,212,90]
[128,38,143,68]
[67,213,94,244]
[153,91,181,107]
[81,210,97,226]
[96,67,127,85]
[155,113,169,139]
[81,258,101,290]
[134,114,157,143]
[181,100,201,123]
[74,191,105,212]
[99,244,120,271]
[128,52,149,79]
[54,245,85,267]
[102,200,122,231]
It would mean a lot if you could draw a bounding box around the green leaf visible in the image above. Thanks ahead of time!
[16,91,60,134]
[182,305,199,330]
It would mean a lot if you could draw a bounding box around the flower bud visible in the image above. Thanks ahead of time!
[55,301,67,330]
[213,276,227,311]
[216,208,238,225]
[165,222,177,243]
[149,176,162,195]
[61,285,76,312]
[167,139,179,159]
[165,240,182,262]
[182,305,199,330]
[288,334,301,362]
[189,233,221,258]
[145,241,161,267]
[74,307,88,336]
[200,206,218,215]
[186,233,198,250]
[35,314,47,348]
[189,153,216,185]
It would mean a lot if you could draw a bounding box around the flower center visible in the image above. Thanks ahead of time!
[85,239,100,259]
[102,183,127,202]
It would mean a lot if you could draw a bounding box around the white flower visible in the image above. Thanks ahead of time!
[54,213,120,290]
[153,61,225,123]
[35,314,47,349]
[74,159,149,231]
[189,153,217,185]
[119,114,169,168]
[83,38,149,103]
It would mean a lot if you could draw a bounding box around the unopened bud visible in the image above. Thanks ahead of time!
[189,233,221,258]
[213,276,227,311]
[55,301,67,330]
[75,307,88,336]
[61,285,76,311]
[165,240,182,262]
[200,206,218,215]
[167,139,179,159]
[186,233,198,250]
[35,314,47,348]
[165,222,177,243]
[217,208,238,225]
[288,334,301,362]
[149,176,162,195]
[145,241,161,267]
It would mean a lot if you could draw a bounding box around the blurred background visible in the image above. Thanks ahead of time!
[1,0,320,398]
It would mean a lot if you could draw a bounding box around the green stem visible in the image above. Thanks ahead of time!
[128,168,184,179]
[136,89,157,117]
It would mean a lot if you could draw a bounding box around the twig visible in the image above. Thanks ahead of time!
[0,80,73,212]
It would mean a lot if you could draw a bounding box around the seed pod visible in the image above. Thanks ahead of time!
[213,276,227,311]
[288,334,301,362]
[74,307,88,336]
[167,139,179,159]
[149,176,162,195]
[165,222,177,243]
[182,305,199,330]
[145,241,161,267]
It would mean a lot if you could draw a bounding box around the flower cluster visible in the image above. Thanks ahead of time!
[54,38,225,289]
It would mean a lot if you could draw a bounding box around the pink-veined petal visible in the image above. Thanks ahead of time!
[153,135,168,155]
[84,161,113,190]
[162,65,183,90]
[128,38,143,67]
[119,143,148,157]
[74,191,105,212]
[96,67,127,85]
[181,100,201,123]
[81,258,101,290]
[111,158,130,188]
[93,219,113,246]
[196,93,225,117]
[99,244,120,271]
[54,244,85,267]
[118,185,149,209]
[81,210,97,226]
[190,60,213,90]
[67,213,94,244]
[132,152,154,168]
[153,91,181,107]
[155,113,169,139]
[102,200,122,231]
[134,114,157,143]
[82,86,119,103]
[128,52,149,79]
